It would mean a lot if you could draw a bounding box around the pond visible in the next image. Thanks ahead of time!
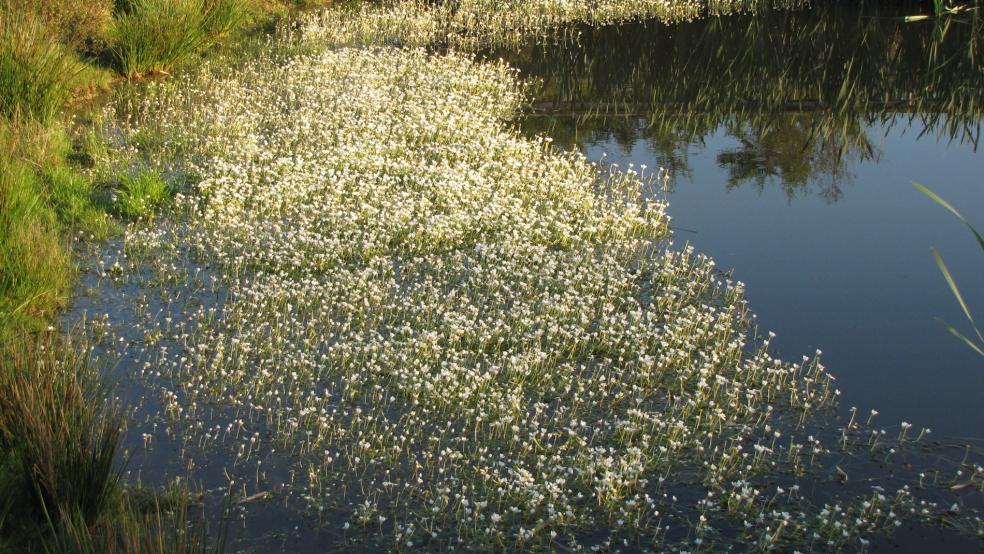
[64,2,984,551]
[502,2,984,440]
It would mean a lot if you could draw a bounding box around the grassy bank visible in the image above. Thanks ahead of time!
[0,0,326,549]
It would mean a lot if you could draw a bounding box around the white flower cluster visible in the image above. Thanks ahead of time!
[93,20,907,551]
[293,0,808,51]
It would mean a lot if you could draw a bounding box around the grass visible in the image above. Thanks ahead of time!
[43,483,225,554]
[915,182,984,358]
[112,0,258,77]
[0,120,111,338]
[114,170,172,220]
[0,0,270,340]
[0,332,224,552]
[0,127,74,336]
[0,0,114,52]
[0,333,122,537]
[0,0,266,548]
[0,9,84,122]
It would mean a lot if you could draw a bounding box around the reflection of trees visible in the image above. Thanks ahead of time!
[503,2,983,201]
[717,114,876,202]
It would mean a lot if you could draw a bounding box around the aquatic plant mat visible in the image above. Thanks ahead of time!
[73,4,984,552]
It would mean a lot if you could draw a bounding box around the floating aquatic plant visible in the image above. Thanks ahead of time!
[74,4,984,550]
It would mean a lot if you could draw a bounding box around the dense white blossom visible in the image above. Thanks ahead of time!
[79,7,960,550]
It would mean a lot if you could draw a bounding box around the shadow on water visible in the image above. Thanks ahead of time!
[497,1,982,200]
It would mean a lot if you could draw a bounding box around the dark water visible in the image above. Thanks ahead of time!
[504,3,984,439]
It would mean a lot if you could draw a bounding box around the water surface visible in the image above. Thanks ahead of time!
[505,3,984,438]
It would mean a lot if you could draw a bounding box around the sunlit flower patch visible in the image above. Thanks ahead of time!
[78,8,981,551]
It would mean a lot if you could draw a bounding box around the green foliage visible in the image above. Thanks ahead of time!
[0,10,82,122]
[0,122,112,337]
[1,0,115,52]
[45,165,114,238]
[204,0,257,37]
[112,0,256,77]
[915,182,984,358]
[0,142,71,335]
[114,170,171,220]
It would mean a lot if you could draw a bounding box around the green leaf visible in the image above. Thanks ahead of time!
[937,318,984,358]
[914,182,984,253]
[932,248,976,327]
[915,181,964,219]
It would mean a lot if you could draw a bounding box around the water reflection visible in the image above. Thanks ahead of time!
[501,3,984,438]
[506,2,983,200]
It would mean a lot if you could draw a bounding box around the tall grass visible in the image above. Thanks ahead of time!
[0,0,256,548]
[0,121,111,337]
[0,134,72,335]
[0,10,82,122]
[0,332,224,552]
[0,0,114,51]
[112,0,255,77]
[0,333,122,533]
[44,485,225,554]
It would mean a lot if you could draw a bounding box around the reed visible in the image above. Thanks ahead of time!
[0,333,121,537]
[915,182,984,358]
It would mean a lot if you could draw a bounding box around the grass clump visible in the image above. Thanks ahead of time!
[1,0,114,52]
[0,333,222,552]
[113,170,171,220]
[44,486,223,554]
[0,9,83,122]
[0,333,121,544]
[112,0,257,77]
